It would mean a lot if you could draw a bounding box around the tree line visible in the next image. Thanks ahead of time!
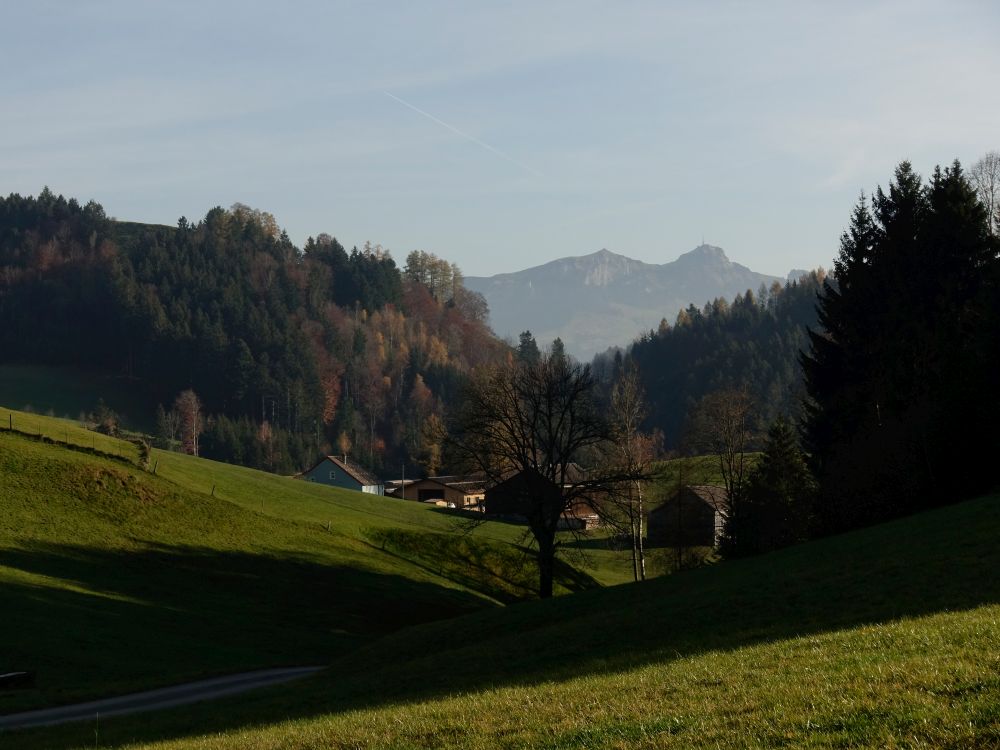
[591,152,1000,562]
[594,271,825,450]
[0,190,504,475]
[803,158,1000,534]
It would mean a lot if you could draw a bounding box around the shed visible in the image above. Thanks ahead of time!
[484,465,601,529]
[647,484,729,547]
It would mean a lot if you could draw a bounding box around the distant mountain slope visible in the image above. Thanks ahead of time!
[466,246,782,358]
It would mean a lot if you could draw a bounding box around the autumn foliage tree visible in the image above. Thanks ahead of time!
[0,191,506,476]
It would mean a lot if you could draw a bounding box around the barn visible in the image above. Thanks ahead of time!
[647,484,729,547]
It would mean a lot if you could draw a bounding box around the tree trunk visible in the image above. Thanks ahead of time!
[628,501,639,582]
[637,481,646,581]
[537,530,556,599]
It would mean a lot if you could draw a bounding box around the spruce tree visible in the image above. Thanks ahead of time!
[737,416,815,555]
[803,160,999,533]
[517,331,540,364]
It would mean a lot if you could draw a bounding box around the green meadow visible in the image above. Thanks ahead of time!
[5,406,995,748]
[13,485,999,748]
[0,407,636,713]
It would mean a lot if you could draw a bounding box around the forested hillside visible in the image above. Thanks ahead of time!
[597,272,824,447]
[0,190,506,474]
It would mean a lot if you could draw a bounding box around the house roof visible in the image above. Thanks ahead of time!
[564,500,599,519]
[487,464,591,493]
[386,473,488,496]
[428,473,489,494]
[316,456,381,487]
[651,484,730,513]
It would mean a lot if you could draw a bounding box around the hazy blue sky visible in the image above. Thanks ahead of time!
[3,1,998,276]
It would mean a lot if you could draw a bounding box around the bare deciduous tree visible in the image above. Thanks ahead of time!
[174,389,203,456]
[606,365,660,581]
[449,354,641,598]
[687,387,756,553]
[970,150,1000,235]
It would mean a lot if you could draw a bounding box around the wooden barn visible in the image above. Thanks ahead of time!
[647,484,729,547]
[483,466,602,530]
[300,456,384,495]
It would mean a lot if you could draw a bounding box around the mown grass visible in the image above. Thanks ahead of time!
[0,430,497,715]
[148,445,635,587]
[14,489,1000,749]
[0,406,635,714]
[1,404,639,587]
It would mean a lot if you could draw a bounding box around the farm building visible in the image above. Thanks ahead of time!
[484,466,602,529]
[647,484,729,547]
[386,474,487,510]
[300,456,384,495]
[558,501,602,530]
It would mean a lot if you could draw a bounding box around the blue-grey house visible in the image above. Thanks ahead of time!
[300,455,384,495]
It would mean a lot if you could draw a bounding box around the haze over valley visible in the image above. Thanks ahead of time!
[467,245,787,358]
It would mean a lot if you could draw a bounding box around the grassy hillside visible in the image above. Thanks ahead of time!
[15,490,1000,749]
[1,406,638,587]
[0,430,493,715]
[0,407,638,714]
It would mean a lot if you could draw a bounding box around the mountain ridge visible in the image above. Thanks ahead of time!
[467,245,783,358]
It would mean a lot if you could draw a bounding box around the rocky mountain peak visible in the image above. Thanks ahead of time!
[679,244,728,262]
[465,245,781,359]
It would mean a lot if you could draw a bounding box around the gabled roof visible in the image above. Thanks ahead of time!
[564,500,599,519]
[651,484,730,513]
[309,455,382,487]
[487,464,590,493]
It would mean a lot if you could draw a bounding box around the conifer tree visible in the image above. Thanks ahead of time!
[517,330,540,364]
[737,416,815,555]
[803,160,999,532]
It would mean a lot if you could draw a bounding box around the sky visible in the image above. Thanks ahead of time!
[2,1,998,277]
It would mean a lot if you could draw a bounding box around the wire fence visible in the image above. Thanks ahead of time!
[1,411,142,468]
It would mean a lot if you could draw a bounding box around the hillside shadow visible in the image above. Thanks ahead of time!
[0,540,489,715]
[8,494,1000,749]
[558,534,628,551]
[364,527,601,603]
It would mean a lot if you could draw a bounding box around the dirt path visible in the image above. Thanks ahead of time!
[0,665,324,731]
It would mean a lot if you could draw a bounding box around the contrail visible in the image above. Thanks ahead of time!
[383,91,542,178]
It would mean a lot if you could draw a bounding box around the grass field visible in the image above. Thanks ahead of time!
[0,429,495,715]
[0,405,644,588]
[9,405,967,749]
[0,407,643,715]
[11,486,999,749]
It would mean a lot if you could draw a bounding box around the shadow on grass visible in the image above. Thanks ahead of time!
[0,540,489,715]
[364,527,601,603]
[9,493,1000,749]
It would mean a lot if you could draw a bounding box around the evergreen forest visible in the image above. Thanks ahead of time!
[0,192,505,474]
